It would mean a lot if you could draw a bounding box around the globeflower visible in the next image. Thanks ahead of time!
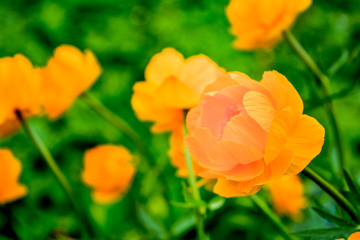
[131,48,225,133]
[0,149,28,204]
[82,144,135,204]
[337,232,360,240]
[0,54,42,136]
[267,175,306,218]
[185,71,325,197]
[226,0,312,50]
[40,45,102,119]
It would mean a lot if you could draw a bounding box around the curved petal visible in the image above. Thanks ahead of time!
[213,178,262,198]
[92,190,122,204]
[243,90,276,132]
[145,48,184,84]
[285,114,325,175]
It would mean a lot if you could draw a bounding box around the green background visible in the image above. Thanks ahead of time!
[1,0,360,239]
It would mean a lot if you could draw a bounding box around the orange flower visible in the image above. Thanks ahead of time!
[82,144,135,204]
[0,149,28,204]
[337,232,360,240]
[267,175,306,218]
[40,45,102,119]
[226,0,312,50]
[131,48,225,133]
[185,71,325,197]
[0,54,42,136]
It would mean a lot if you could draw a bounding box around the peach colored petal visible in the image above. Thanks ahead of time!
[222,160,264,181]
[213,178,262,198]
[145,48,184,84]
[208,141,263,166]
[186,102,203,133]
[222,113,267,150]
[243,91,276,132]
[155,75,200,109]
[285,115,325,175]
[179,54,225,94]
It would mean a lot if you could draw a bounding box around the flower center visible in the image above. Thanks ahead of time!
[218,103,245,137]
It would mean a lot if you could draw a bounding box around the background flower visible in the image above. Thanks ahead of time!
[226,0,312,50]
[0,149,27,204]
[82,144,135,204]
[40,45,102,119]
[185,71,325,197]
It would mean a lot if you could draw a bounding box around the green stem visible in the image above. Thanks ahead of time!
[15,110,95,238]
[302,167,360,223]
[184,127,206,240]
[283,30,345,175]
[80,92,152,165]
[250,195,294,240]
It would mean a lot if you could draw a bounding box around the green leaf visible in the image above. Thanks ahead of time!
[344,170,360,204]
[208,197,225,212]
[136,204,168,239]
[292,227,357,240]
[170,213,196,237]
[312,207,355,227]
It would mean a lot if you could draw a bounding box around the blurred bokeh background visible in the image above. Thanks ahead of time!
[0,0,360,239]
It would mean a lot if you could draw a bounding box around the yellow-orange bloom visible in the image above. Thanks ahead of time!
[0,149,27,204]
[226,0,312,50]
[185,71,325,197]
[337,232,360,240]
[267,175,306,218]
[131,48,225,133]
[82,145,135,204]
[40,45,102,119]
[0,54,42,136]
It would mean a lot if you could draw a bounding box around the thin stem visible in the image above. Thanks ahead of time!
[184,127,206,240]
[80,92,152,165]
[283,30,345,176]
[250,195,294,240]
[302,167,360,223]
[15,110,95,238]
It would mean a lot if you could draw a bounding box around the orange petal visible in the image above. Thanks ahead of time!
[243,90,276,132]
[154,75,200,109]
[145,48,184,84]
[213,178,261,198]
[285,115,325,175]
[222,113,267,150]
[179,54,225,94]
[92,190,122,204]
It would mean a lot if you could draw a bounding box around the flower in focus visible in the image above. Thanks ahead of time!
[267,175,306,218]
[40,45,102,119]
[226,0,312,50]
[0,54,42,136]
[82,144,135,204]
[185,71,325,197]
[131,48,225,133]
[0,149,28,204]
[337,232,360,240]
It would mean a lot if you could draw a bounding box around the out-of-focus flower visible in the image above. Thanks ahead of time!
[0,149,28,204]
[226,0,312,50]
[131,48,225,133]
[0,54,42,136]
[168,126,205,177]
[185,71,325,197]
[82,144,135,204]
[40,45,102,119]
[267,175,306,218]
[337,232,360,240]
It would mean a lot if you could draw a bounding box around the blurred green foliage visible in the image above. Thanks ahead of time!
[0,0,360,239]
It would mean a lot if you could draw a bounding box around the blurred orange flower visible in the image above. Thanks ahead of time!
[40,45,102,119]
[337,232,360,240]
[0,149,28,204]
[226,0,312,50]
[185,71,325,197]
[82,144,135,204]
[0,54,42,136]
[131,48,225,133]
[267,175,306,218]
